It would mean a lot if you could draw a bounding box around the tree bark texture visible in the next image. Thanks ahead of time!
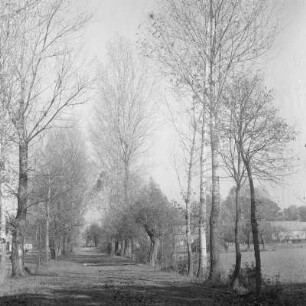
[245,161,262,296]
[50,237,56,260]
[123,239,132,258]
[208,0,221,282]
[232,186,242,289]
[124,161,129,207]
[184,104,197,277]
[45,211,49,262]
[197,115,207,278]
[120,240,125,256]
[55,237,61,260]
[149,237,159,268]
[116,240,123,256]
[36,223,42,268]
[185,199,193,276]
[12,141,28,277]
[45,174,51,263]
[209,120,220,281]
[0,191,6,281]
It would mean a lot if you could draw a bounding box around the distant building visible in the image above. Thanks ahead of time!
[271,221,306,242]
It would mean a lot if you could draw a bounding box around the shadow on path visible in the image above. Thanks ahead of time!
[0,247,290,305]
[0,284,217,305]
[67,248,135,267]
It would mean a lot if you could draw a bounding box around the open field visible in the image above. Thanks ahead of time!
[221,245,306,283]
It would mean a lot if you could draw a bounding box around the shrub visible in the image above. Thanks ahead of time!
[228,262,282,302]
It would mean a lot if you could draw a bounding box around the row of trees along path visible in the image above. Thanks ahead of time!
[0,0,90,278]
[139,0,296,297]
[0,0,299,302]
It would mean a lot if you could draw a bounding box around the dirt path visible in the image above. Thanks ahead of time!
[0,248,222,305]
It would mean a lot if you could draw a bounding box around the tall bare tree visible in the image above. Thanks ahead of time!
[141,0,279,280]
[225,74,296,296]
[0,3,19,280]
[92,37,154,255]
[172,96,202,276]
[197,110,208,278]
[3,0,89,276]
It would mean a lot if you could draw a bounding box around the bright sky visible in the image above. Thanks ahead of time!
[76,0,306,213]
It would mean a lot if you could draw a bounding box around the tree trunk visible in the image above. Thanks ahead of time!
[0,192,6,281]
[185,198,193,276]
[123,239,132,258]
[209,125,220,281]
[68,235,73,252]
[12,141,28,277]
[184,99,197,277]
[36,223,41,268]
[50,237,55,260]
[54,236,60,261]
[208,0,221,282]
[58,238,62,257]
[121,239,126,256]
[110,237,116,256]
[247,231,250,251]
[232,185,242,289]
[45,212,49,263]
[115,239,118,255]
[261,237,265,251]
[0,141,6,281]
[244,160,262,296]
[149,237,159,268]
[197,200,207,278]
[197,113,207,278]
[131,238,135,261]
[45,174,51,263]
[116,240,122,256]
[124,161,129,207]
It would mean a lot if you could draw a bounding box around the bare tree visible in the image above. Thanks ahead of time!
[172,96,202,276]
[3,0,89,277]
[0,4,19,279]
[31,149,61,264]
[92,37,154,256]
[0,1,41,19]
[30,127,89,261]
[225,74,296,296]
[220,109,247,289]
[197,110,208,278]
[141,0,279,280]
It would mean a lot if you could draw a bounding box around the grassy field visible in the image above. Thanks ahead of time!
[220,245,306,283]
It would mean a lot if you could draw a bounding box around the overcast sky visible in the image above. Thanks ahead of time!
[76,0,306,212]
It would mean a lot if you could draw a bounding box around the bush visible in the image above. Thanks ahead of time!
[228,262,282,301]
[239,262,257,289]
